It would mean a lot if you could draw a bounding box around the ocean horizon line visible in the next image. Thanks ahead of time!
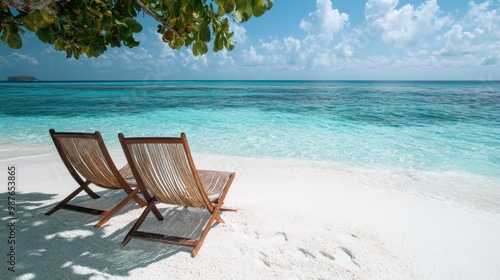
[2,79,500,83]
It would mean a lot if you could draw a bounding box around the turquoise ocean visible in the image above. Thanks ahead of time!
[1,80,499,222]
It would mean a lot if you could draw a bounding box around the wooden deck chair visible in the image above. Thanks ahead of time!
[118,133,236,257]
[46,129,162,228]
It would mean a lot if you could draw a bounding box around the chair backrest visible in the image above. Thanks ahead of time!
[119,133,212,208]
[50,129,125,189]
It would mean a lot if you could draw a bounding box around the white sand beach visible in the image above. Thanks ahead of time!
[1,150,500,279]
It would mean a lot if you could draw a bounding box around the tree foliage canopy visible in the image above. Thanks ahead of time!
[0,0,273,58]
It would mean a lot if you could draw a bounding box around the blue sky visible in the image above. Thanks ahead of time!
[1,0,499,81]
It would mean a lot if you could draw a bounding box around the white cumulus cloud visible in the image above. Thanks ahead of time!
[365,0,452,46]
[435,1,500,64]
[365,0,398,20]
[300,0,349,43]
[12,53,39,65]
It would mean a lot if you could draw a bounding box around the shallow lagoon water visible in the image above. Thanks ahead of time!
[1,80,499,222]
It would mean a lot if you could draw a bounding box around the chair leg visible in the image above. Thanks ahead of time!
[46,184,96,216]
[192,209,219,257]
[192,194,229,257]
[150,204,164,221]
[135,188,163,221]
[47,183,151,227]
[132,194,148,207]
[122,197,160,246]
[94,188,142,228]
[192,173,235,257]
[82,183,100,199]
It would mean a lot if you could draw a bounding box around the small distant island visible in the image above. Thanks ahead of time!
[7,76,39,82]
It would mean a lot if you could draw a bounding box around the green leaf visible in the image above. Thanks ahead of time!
[65,47,73,59]
[169,36,184,50]
[86,42,106,58]
[232,11,243,23]
[6,31,22,49]
[227,42,234,51]
[233,0,254,22]
[222,17,230,30]
[198,40,208,54]
[214,34,223,52]
[192,39,208,56]
[236,0,248,13]
[87,6,98,16]
[252,0,266,17]
[81,15,93,29]
[39,29,55,44]
[216,0,235,13]
[132,22,143,33]
[124,18,142,33]
[54,38,66,51]
[125,36,140,47]
[95,19,102,31]
[1,24,22,49]
[23,10,55,32]
[192,42,199,56]
[37,28,50,43]
[216,5,225,17]
[200,24,211,42]
[184,33,194,46]
[233,5,252,22]
[108,36,121,47]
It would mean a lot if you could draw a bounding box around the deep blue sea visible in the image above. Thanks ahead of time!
[1,80,499,221]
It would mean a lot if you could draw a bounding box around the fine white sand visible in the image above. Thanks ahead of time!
[1,150,500,279]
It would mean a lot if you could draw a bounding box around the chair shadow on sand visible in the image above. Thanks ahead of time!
[0,189,212,279]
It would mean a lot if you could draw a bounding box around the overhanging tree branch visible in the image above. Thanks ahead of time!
[1,0,56,12]
[0,0,273,58]
[134,0,180,38]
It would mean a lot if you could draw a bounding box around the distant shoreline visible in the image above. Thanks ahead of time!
[7,76,39,82]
